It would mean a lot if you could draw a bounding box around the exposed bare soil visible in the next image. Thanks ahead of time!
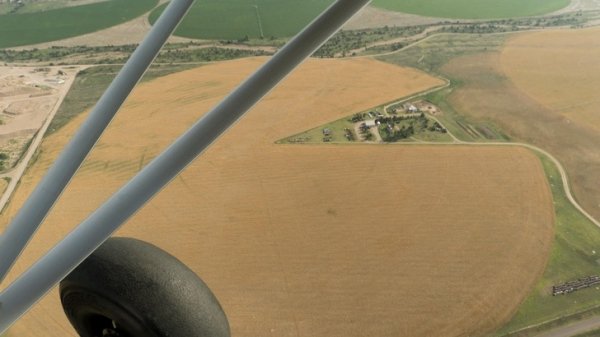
[0,57,553,337]
[344,5,442,30]
[554,0,600,13]
[0,66,74,169]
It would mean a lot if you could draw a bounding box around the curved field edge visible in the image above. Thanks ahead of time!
[0,57,554,337]
[148,0,334,40]
[494,151,600,336]
[296,90,600,334]
[371,0,570,19]
[0,0,158,49]
[371,29,600,335]
[47,64,199,136]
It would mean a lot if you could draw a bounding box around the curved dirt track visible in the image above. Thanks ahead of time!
[380,86,600,231]
[436,27,600,229]
[0,57,554,337]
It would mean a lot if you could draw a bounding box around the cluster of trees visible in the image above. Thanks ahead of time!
[0,45,137,63]
[0,152,9,171]
[437,12,584,35]
[311,11,588,58]
[349,113,366,122]
[358,123,373,141]
[380,124,415,142]
[375,113,427,125]
[314,25,427,58]
[344,128,354,141]
[0,43,271,64]
[155,47,270,63]
[219,35,283,47]
[439,24,516,34]
[503,12,584,27]
[438,17,582,35]
[378,113,446,142]
[5,1,24,14]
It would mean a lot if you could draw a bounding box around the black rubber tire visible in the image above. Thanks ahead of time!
[59,237,230,337]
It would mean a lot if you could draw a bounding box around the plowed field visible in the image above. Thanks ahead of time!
[0,57,553,337]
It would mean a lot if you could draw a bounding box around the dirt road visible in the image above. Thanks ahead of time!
[411,110,600,230]
[534,316,600,337]
[0,66,82,212]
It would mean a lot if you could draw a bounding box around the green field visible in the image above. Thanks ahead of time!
[149,0,334,40]
[372,0,570,19]
[0,0,157,49]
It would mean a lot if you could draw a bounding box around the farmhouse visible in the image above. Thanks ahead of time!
[404,103,418,113]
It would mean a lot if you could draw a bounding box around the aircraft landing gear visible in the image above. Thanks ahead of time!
[59,237,230,337]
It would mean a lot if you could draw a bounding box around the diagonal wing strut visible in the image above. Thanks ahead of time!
[0,0,372,333]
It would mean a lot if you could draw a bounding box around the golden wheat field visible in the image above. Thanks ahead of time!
[441,26,600,224]
[502,26,600,132]
[0,57,553,337]
[501,27,600,220]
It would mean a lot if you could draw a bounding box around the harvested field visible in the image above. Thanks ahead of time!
[442,26,600,224]
[0,57,553,337]
[502,27,600,132]
[501,26,600,253]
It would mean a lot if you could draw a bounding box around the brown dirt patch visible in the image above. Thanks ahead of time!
[344,5,442,30]
[0,176,7,194]
[1,97,57,134]
[0,66,74,172]
[554,0,600,14]
[0,57,553,337]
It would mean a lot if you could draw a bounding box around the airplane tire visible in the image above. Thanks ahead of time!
[59,237,230,337]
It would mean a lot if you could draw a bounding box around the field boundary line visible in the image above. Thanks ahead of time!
[370,70,600,230]
[356,131,600,230]
[497,303,600,337]
[356,26,586,60]
[0,66,87,213]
